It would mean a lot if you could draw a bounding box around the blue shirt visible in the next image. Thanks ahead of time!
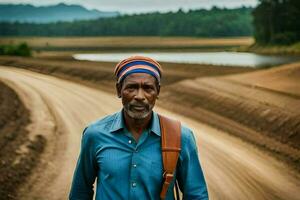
[69,111,208,200]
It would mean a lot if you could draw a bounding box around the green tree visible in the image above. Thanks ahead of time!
[253,0,300,44]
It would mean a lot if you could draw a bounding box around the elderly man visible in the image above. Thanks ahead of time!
[69,56,208,200]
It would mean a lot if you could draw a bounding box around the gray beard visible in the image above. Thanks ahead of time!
[124,104,153,120]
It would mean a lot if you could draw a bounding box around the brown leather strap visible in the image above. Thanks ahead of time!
[158,114,181,199]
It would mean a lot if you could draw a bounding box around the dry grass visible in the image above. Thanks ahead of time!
[239,42,300,55]
[0,36,254,49]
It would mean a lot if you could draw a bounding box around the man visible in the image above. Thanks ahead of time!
[69,56,208,200]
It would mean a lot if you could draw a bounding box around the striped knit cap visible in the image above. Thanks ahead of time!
[114,56,163,84]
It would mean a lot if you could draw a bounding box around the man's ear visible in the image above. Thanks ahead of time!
[157,85,160,96]
[116,83,121,98]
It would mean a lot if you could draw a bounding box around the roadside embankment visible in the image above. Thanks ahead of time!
[0,81,46,200]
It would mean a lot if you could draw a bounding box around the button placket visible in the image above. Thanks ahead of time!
[130,150,138,192]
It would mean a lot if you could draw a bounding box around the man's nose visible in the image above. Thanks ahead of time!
[134,88,145,101]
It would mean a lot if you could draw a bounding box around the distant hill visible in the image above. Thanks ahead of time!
[0,3,119,23]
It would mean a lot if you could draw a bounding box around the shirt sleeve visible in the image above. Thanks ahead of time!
[177,128,209,200]
[69,127,98,200]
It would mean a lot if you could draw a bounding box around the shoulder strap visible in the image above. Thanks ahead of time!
[158,114,181,200]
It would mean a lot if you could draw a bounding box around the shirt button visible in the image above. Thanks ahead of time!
[133,164,137,168]
[128,140,132,144]
[132,182,137,187]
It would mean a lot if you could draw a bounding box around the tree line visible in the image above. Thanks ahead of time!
[253,0,300,45]
[0,7,253,37]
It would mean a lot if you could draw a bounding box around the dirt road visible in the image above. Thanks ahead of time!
[0,66,299,200]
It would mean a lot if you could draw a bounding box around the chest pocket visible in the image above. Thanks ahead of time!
[138,148,164,181]
[98,147,132,179]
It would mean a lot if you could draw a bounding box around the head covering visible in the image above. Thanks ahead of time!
[114,55,163,84]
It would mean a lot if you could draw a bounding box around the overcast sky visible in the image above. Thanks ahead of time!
[0,0,259,14]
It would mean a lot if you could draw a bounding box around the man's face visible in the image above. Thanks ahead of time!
[117,73,160,120]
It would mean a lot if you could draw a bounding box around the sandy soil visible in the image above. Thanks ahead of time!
[0,67,299,200]
[0,81,46,200]
[226,61,300,97]
[159,62,300,166]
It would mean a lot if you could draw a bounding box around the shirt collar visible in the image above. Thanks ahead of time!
[110,110,124,133]
[150,111,161,136]
[110,110,161,137]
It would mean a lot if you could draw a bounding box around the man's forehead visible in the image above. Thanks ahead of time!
[123,73,156,84]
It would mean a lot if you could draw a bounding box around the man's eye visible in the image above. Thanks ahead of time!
[144,86,154,90]
[125,85,136,90]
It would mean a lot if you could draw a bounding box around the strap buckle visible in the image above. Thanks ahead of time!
[163,172,174,184]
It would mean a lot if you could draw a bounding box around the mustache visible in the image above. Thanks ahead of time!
[129,102,149,108]
[129,102,148,106]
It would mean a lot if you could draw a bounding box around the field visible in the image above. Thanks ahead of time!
[0,36,254,51]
